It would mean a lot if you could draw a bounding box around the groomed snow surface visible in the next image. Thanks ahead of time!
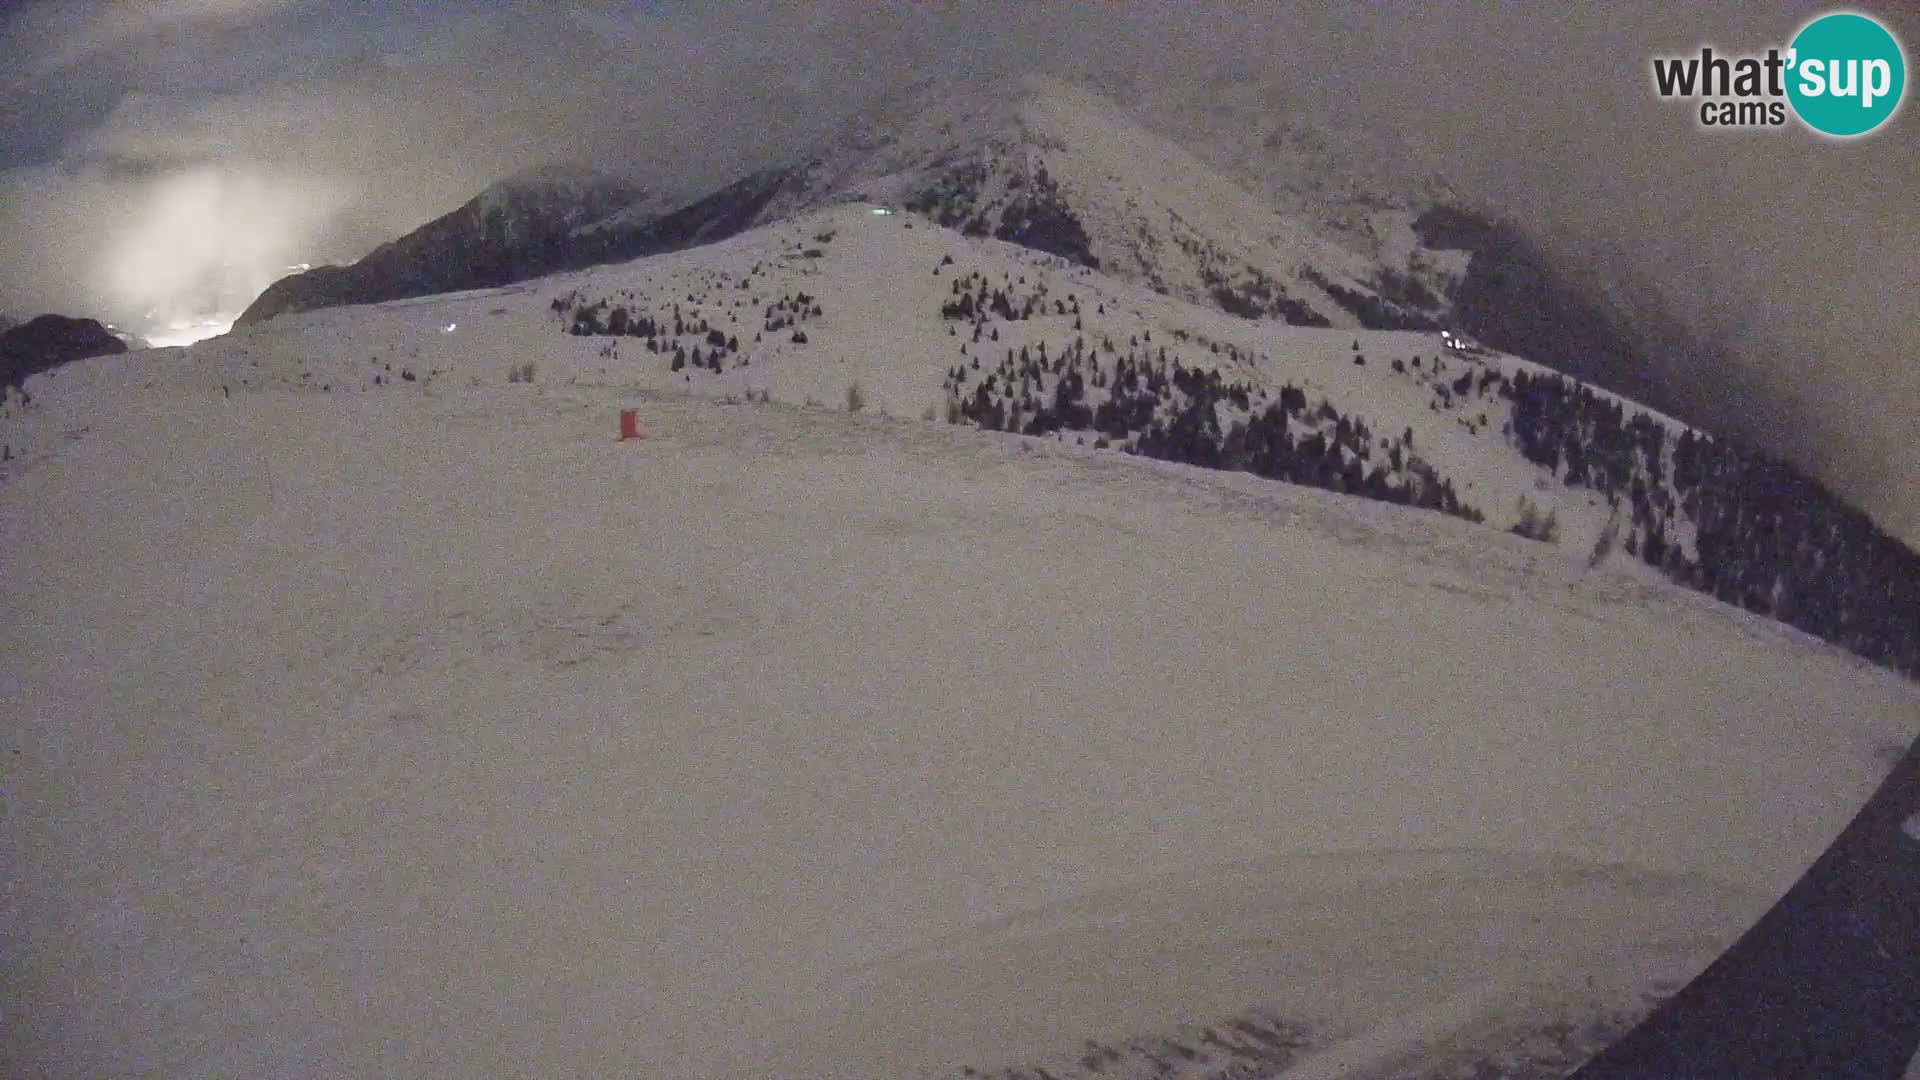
[5,209,1919,1078]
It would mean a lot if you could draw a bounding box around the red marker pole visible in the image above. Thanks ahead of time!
[619,408,643,440]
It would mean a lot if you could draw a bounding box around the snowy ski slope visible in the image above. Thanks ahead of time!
[3,207,1915,1078]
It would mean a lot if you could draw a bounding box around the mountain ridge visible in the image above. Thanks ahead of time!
[236,75,1728,444]
[236,166,663,324]
[43,203,1920,679]
[239,77,1462,332]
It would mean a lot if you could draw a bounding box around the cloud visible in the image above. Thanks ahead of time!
[98,165,349,321]
[2,0,300,90]
[0,0,1913,538]
[0,156,341,320]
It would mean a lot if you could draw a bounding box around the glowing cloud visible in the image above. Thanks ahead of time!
[95,165,348,342]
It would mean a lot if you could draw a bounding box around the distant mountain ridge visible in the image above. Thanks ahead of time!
[237,165,664,324]
[159,200,1920,680]
[237,77,1726,440]
[760,76,1445,324]
[220,77,1913,677]
[242,77,1466,332]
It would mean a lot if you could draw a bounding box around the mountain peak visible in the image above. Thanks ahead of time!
[238,165,665,325]
[767,73,1438,327]
[469,163,650,225]
[484,162,640,197]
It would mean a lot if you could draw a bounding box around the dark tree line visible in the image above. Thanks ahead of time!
[1506,368,1920,677]
[941,320,1482,526]
[940,270,1052,323]
[1301,267,1441,332]
[905,158,1098,269]
[1199,263,1332,327]
[553,289,804,377]
[762,291,821,333]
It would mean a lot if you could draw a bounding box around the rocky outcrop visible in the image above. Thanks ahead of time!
[1,315,128,387]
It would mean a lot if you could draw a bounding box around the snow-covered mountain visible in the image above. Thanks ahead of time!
[739,75,1465,328]
[33,202,1920,680]
[10,83,1920,1077]
[236,164,665,325]
[1090,72,1735,415]
[239,77,1478,334]
[1100,73,1468,242]
[236,75,1743,450]
[241,74,1730,429]
[5,202,1918,1078]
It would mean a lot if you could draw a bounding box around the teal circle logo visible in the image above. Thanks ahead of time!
[1786,12,1906,137]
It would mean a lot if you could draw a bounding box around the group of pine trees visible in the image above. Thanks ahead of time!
[938,268,1069,325]
[939,313,1482,525]
[1384,347,1507,435]
[904,159,1097,269]
[761,291,821,335]
[546,250,1918,680]
[554,287,827,377]
[1200,263,1331,326]
[1301,267,1441,332]
[1505,368,1920,677]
